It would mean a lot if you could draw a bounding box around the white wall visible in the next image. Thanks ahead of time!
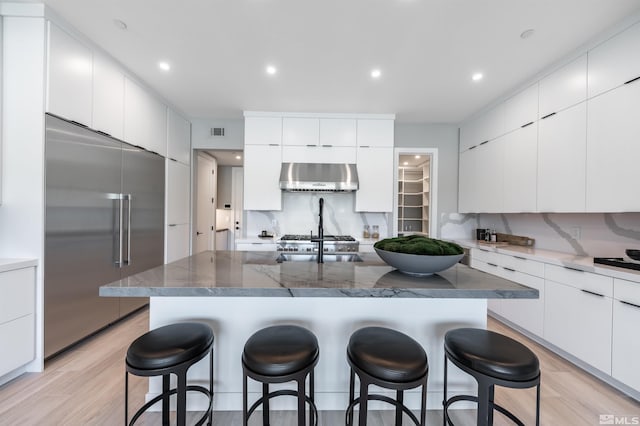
[191,118,244,150]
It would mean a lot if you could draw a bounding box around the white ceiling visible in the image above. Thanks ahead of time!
[40,0,640,123]
[206,150,244,167]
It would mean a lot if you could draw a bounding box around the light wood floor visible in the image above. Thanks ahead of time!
[0,308,638,425]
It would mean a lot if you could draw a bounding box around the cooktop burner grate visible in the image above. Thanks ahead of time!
[280,234,356,242]
[594,257,640,272]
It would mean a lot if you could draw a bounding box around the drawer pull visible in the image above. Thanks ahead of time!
[479,248,490,252]
[563,266,584,272]
[479,140,489,146]
[520,121,534,128]
[624,75,640,85]
[581,289,604,298]
[306,144,317,147]
[541,112,556,120]
[468,145,477,150]
[487,262,498,267]
[620,300,640,309]
[268,143,280,146]
[503,267,516,272]
[513,256,527,260]
[321,144,333,147]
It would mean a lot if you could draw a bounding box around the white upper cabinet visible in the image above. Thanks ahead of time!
[355,147,394,212]
[503,123,538,212]
[244,117,282,146]
[92,54,124,139]
[319,119,356,147]
[46,22,93,126]
[459,104,505,152]
[537,102,586,212]
[458,149,477,213]
[283,118,320,146]
[167,109,191,165]
[504,83,538,132]
[539,54,587,118]
[474,137,504,213]
[357,119,394,147]
[588,22,640,98]
[586,79,640,212]
[166,160,190,225]
[124,77,167,156]
[243,144,282,210]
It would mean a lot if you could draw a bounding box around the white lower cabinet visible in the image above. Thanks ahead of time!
[236,242,277,251]
[0,265,36,378]
[498,269,545,337]
[612,279,640,391]
[544,276,613,374]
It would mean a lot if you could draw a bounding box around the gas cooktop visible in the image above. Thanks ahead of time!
[594,257,640,272]
[280,234,356,242]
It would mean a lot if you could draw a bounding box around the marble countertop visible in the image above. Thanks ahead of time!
[99,251,538,299]
[0,258,38,273]
[457,239,640,283]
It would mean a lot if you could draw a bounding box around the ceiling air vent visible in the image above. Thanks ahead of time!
[211,127,225,136]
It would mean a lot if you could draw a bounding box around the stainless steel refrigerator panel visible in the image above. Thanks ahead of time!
[119,147,165,315]
[44,115,122,358]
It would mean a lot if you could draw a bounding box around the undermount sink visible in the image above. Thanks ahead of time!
[276,253,363,263]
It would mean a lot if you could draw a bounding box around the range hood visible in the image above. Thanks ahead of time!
[279,163,359,192]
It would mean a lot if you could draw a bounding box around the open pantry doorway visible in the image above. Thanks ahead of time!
[393,148,438,238]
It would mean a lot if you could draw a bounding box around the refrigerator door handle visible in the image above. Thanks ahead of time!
[125,194,132,265]
[116,193,124,267]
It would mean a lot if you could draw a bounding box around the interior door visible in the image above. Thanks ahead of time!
[196,154,215,253]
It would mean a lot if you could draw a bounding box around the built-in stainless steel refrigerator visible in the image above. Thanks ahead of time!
[44,114,165,359]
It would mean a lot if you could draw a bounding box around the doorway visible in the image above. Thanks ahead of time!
[195,153,216,253]
[393,148,438,237]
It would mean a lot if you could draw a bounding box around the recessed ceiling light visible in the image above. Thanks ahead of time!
[415,155,421,159]
[266,65,277,75]
[472,73,483,82]
[158,61,171,71]
[371,69,382,79]
[235,155,241,160]
[520,29,535,39]
[403,161,409,166]
[113,19,127,30]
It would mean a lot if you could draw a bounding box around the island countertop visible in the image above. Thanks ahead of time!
[99,251,538,299]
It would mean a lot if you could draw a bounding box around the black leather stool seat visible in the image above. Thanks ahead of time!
[444,328,539,382]
[243,325,319,376]
[127,322,214,370]
[348,326,428,383]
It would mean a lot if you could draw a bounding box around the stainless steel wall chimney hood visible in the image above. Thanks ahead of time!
[279,163,359,192]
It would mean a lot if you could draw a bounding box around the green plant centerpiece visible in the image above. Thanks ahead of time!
[373,235,464,276]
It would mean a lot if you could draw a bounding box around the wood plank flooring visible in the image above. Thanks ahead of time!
[0,308,638,425]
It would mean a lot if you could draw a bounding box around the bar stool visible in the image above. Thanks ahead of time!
[125,322,214,426]
[346,326,429,426]
[442,328,541,426]
[242,325,319,426]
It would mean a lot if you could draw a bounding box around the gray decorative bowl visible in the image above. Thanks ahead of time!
[374,248,463,276]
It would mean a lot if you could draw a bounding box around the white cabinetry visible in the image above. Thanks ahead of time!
[236,242,278,251]
[459,104,505,152]
[283,118,319,146]
[244,116,282,146]
[588,21,640,98]
[46,22,92,126]
[124,77,167,156]
[243,145,282,211]
[458,149,477,213]
[544,264,613,373]
[504,83,538,132]
[167,160,190,225]
[166,224,190,263]
[282,146,356,164]
[503,123,538,212]
[282,117,356,163]
[319,119,356,147]
[0,265,36,379]
[539,55,587,118]
[355,119,394,212]
[474,137,504,213]
[537,102,586,212]
[586,79,640,212]
[612,278,640,391]
[92,54,124,139]
[167,109,191,165]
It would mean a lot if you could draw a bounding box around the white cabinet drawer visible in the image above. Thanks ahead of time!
[0,315,35,377]
[498,270,544,337]
[471,248,500,265]
[236,243,277,251]
[470,258,500,274]
[545,264,612,297]
[613,278,640,305]
[612,297,640,390]
[0,267,35,325]
[501,255,544,278]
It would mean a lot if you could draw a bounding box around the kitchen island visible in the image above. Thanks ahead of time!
[100,251,537,411]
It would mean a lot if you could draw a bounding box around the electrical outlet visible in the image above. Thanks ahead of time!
[569,226,581,240]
